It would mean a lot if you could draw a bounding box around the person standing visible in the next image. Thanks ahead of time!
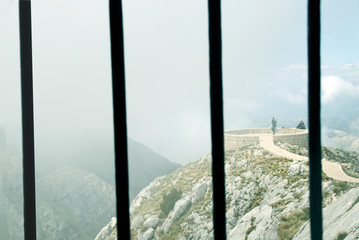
[271,117,277,135]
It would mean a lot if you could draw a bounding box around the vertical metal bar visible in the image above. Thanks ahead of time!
[19,0,37,239]
[208,0,226,239]
[308,0,322,239]
[109,0,130,238]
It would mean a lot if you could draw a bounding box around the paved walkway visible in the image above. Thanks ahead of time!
[258,134,359,183]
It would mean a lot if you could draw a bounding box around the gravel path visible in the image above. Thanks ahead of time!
[258,134,359,183]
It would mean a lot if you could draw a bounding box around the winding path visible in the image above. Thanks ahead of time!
[258,134,359,183]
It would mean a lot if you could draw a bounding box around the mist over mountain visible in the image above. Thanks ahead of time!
[0,132,180,239]
[34,131,180,200]
[128,138,181,200]
[0,149,115,239]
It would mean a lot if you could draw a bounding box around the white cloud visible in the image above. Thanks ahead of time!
[275,89,306,104]
[340,64,359,70]
[321,75,359,103]
[321,65,331,69]
[283,64,307,71]
[226,98,262,111]
[347,71,359,77]
[283,64,332,71]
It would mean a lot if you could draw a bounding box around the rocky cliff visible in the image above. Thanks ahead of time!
[98,144,359,240]
[293,188,359,240]
[0,138,180,240]
[0,149,116,240]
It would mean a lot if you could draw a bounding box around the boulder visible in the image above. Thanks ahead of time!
[143,215,160,229]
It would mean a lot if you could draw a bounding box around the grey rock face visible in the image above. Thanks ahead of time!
[228,205,277,240]
[144,215,160,229]
[98,144,359,240]
[139,227,155,240]
[36,168,116,240]
[131,215,144,230]
[293,188,359,240]
[95,217,117,240]
[128,146,312,240]
[288,161,308,176]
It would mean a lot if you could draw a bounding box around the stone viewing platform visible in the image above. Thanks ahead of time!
[225,128,359,183]
[225,128,308,150]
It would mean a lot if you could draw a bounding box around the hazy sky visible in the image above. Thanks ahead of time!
[1,0,359,164]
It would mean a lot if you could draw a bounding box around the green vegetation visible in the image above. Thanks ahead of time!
[245,217,256,240]
[160,188,183,216]
[130,143,358,240]
[288,175,307,185]
[322,190,332,207]
[277,207,309,240]
[275,142,308,157]
[250,187,265,210]
[335,231,348,240]
[322,147,358,164]
[252,156,292,178]
[332,181,351,195]
[348,196,359,211]
[322,171,331,181]
[229,168,247,176]
[271,199,291,209]
[104,228,117,240]
[322,147,359,177]
[293,192,303,200]
[157,187,213,239]
[342,166,359,179]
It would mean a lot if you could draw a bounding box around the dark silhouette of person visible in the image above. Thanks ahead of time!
[296,121,306,129]
[272,117,277,135]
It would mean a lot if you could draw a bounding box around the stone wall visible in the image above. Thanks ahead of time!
[226,128,307,135]
[225,134,259,150]
[224,128,308,150]
[274,133,308,148]
[226,129,272,135]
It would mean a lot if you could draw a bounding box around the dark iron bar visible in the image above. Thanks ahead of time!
[109,0,131,238]
[19,0,37,239]
[208,0,227,239]
[308,0,322,239]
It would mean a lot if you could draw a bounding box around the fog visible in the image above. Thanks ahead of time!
[1,0,359,165]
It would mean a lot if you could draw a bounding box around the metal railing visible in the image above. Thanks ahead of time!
[19,0,322,239]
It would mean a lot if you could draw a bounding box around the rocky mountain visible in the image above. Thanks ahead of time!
[0,149,115,240]
[98,143,359,240]
[293,188,359,240]
[128,138,181,200]
[35,134,180,200]
[36,168,116,239]
[0,136,180,239]
[322,128,359,155]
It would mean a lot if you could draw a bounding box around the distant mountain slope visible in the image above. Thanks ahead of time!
[0,151,115,240]
[36,168,116,240]
[128,138,181,200]
[35,133,180,200]
[0,136,180,239]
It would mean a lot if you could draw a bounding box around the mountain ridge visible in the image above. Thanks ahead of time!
[98,143,359,240]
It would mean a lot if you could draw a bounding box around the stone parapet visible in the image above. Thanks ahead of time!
[225,135,259,150]
[274,133,308,148]
[224,128,308,150]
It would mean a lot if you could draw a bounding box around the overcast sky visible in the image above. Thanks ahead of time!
[1,0,359,164]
